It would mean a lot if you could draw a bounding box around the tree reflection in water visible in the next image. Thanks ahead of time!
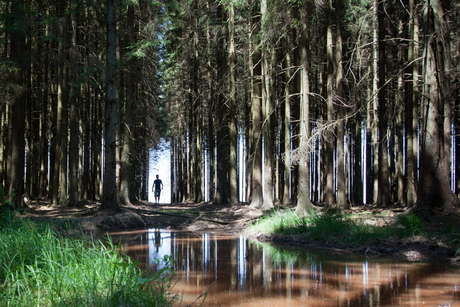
[110,229,460,307]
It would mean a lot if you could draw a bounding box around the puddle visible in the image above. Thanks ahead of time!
[109,229,460,306]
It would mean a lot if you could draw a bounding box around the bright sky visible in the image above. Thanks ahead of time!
[148,139,171,204]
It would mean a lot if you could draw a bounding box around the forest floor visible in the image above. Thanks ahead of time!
[22,200,460,264]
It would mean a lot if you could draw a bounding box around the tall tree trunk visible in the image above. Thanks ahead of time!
[377,0,389,206]
[396,11,405,206]
[353,112,363,205]
[249,0,263,209]
[372,0,379,205]
[101,0,119,211]
[216,4,229,204]
[228,4,238,206]
[441,0,452,192]
[418,0,457,209]
[194,71,203,203]
[59,0,69,204]
[405,0,419,207]
[119,5,135,206]
[336,0,346,208]
[261,0,274,211]
[193,13,203,203]
[291,24,300,205]
[295,8,312,216]
[51,3,68,206]
[366,68,373,204]
[68,0,79,206]
[9,0,26,208]
[325,0,335,207]
[25,40,32,199]
[282,48,292,206]
[206,0,215,202]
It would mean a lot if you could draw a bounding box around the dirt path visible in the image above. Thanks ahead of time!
[23,200,460,264]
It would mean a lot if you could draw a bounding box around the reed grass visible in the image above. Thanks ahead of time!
[0,204,176,307]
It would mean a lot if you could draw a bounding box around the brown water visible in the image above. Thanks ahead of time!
[109,229,460,307]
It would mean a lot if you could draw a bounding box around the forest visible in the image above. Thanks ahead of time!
[1,0,459,214]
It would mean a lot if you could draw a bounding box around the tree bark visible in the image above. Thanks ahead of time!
[261,0,274,211]
[68,0,79,207]
[377,0,389,206]
[249,0,263,209]
[405,0,419,207]
[216,3,229,204]
[295,8,312,216]
[396,10,405,206]
[101,0,119,211]
[418,0,457,210]
[9,0,26,208]
[228,4,238,206]
[336,0,346,208]
[281,48,292,206]
[325,0,335,207]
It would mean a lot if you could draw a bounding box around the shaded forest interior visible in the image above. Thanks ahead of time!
[1,0,460,214]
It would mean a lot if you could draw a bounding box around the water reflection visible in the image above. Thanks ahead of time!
[110,229,460,306]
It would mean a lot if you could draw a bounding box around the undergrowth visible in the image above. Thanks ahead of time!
[250,209,427,245]
[0,193,177,307]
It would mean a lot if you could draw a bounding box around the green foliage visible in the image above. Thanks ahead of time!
[250,209,308,235]
[251,209,424,246]
[252,240,304,263]
[0,214,177,307]
[398,213,424,237]
[0,187,16,229]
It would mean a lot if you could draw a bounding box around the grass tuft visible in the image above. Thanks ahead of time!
[398,213,424,236]
[250,209,423,246]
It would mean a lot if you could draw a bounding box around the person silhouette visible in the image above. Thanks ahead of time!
[152,174,163,204]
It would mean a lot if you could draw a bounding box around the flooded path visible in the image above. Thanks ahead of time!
[109,229,460,306]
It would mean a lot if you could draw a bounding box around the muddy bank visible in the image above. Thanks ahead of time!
[23,200,460,264]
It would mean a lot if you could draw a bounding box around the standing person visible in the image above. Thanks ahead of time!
[152,174,163,204]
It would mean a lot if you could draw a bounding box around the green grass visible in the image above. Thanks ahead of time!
[250,209,424,245]
[0,204,177,307]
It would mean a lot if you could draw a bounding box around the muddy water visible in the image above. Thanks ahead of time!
[109,229,460,307]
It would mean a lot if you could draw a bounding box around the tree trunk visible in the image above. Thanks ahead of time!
[9,0,26,208]
[119,5,135,207]
[68,0,79,207]
[228,4,238,206]
[396,11,405,206]
[418,0,457,209]
[216,3,229,205]
[282,49,292,206]
[261,0,274,211]
[325,0,335,207]
[336,0,346,208]
[372,0,379,205]
[377,0,389,206]
[405,0,419,207]
[249,0,263,209]
[295,8,312,216]
[206,0,215,202]
[101,0,119,211]
[59,0,69,205]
